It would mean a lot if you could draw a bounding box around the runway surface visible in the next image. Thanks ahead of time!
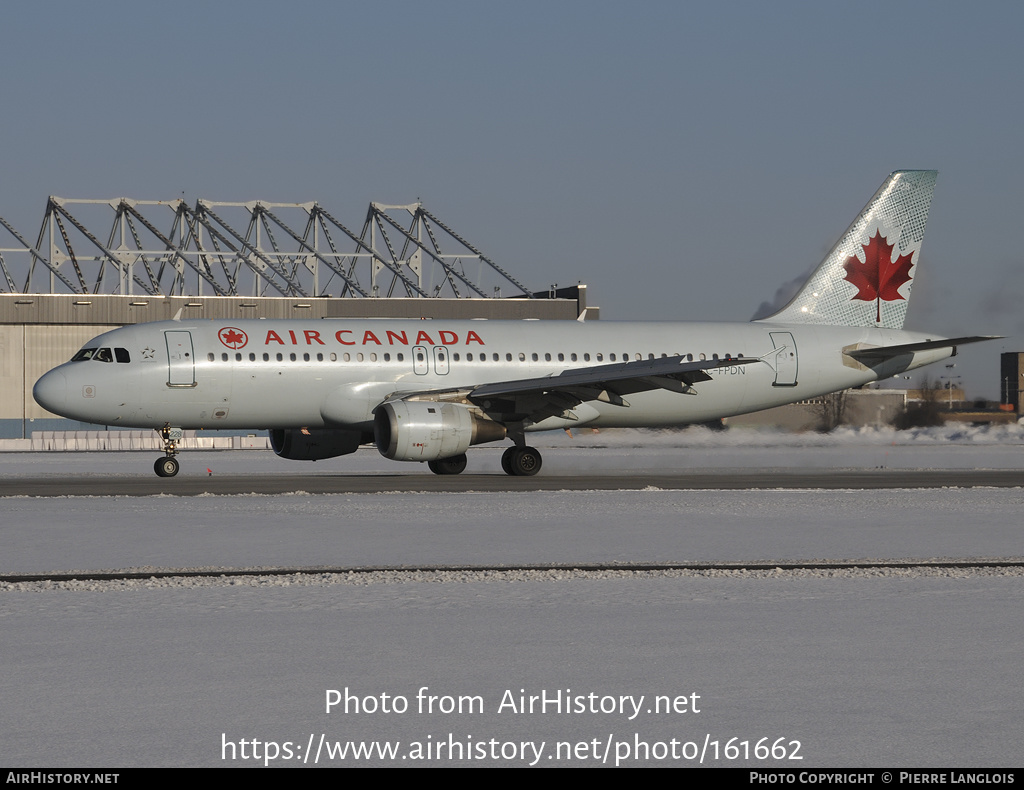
[3,434,1024,767]
[4,468,1024,496]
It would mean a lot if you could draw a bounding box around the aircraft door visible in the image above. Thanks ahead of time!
[433,345,450,375]
[165,331,196,386]
[413,346,429,375]
[769,331,798,387]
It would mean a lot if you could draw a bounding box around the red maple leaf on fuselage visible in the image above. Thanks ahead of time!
[220,329,247,348]
[842,230,914,323]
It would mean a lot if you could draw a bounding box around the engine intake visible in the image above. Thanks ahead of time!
[374,401,506,461]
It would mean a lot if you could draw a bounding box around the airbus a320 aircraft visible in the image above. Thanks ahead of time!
[34,171,994,477]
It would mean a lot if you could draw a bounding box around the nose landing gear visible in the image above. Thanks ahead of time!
[155,456,180,477]
[154,425,182,477]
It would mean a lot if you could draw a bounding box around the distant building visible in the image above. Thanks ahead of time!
[1000,352,1024,412]
[724,389,906,431]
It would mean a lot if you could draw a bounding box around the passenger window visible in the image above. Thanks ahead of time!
[584,353,591,361]
[397,353,404,362]
[303,353,310,361]
[384,353,391,362]
[289,353,297,361]
[222,353,229,362]
[531,353,538,361]
[492,353,499,362]
[249,353,255,361]
[518,353,525,361]
[263,353,270,361]
[544,353,551,361]
[276,353,284,361]
[115,348,131,363]
[571,353,577,361]
[235,353,242,361]
[596,353,603,361]
[207,353,215,362]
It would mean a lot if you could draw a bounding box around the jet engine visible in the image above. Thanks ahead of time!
[374,401,506,461]
[269,428,364,461]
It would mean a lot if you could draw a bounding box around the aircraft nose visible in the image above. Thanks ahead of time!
[33,370,68,414]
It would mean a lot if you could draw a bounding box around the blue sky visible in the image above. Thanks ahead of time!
[2,1,1022,397]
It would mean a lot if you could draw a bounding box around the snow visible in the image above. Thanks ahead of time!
[1,427,1023,767]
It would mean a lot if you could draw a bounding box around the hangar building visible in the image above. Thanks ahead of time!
[1,197,591,438]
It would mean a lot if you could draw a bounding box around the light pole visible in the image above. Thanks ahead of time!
[940,364,961,409]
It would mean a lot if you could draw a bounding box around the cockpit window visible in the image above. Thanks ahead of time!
[94,348,113,362]
[71,348,98,361]
[115,348,130,363]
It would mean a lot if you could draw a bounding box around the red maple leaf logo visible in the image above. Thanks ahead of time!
[842,230,915,323]
[219,327,248,349]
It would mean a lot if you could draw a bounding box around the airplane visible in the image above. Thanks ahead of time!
[33,170,996,478]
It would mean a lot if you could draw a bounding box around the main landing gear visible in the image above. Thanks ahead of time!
[500,445,542,477]
[427,454,468,475]
[154,425,182,478]
[424,446,543,476]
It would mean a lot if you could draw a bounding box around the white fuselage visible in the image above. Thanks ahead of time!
[34,318,952,432]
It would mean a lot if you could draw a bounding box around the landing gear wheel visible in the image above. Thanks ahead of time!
[428,454,468,475]
[501,447,515,476]
[155,456,180,478]
[505,446,542,476]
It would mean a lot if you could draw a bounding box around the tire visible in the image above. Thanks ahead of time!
[155,457,180,478]
[500,447,516,476]
[427,454,468,475]
[509,446,542,476]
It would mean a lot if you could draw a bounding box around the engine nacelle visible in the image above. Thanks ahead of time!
[269,428,363,461]
[374,401,506,461]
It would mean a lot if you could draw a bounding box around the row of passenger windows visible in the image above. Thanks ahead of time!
[206,350,741,363]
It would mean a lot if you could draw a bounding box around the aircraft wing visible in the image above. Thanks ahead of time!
[391,355,761,423]
[470,355,759,402]
[843,335,1001,364]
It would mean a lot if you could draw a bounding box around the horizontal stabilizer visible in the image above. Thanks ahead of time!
[843,336,1001,363]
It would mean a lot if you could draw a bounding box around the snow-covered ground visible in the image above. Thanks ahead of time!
[2,427,1023,767]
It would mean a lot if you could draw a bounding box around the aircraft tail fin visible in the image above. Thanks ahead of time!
[758,170,937,329]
